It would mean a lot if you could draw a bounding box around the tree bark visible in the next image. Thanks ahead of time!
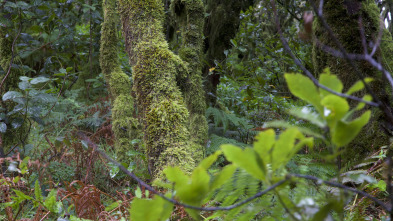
[171,0,209,151]
[99,0,140,167]
[118,0,202,177]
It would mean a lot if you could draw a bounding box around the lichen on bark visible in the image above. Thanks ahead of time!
[118,0,201,177]
[312,0,393,162]
[170,0,208,156]
[99,0,139,165]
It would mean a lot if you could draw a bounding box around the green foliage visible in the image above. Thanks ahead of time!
[206,107,253,133]
[149,126,313,220]
[130,196,173,221]
[2,157,64,219]
[133,71,374,220]
[283,68,371,148]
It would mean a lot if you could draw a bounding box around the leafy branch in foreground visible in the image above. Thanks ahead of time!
[77,71,389,220]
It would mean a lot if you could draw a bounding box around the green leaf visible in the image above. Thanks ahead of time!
[332,110,371,147]
[221,145,265,180]
[319,68,343,97]
[272,128,302,170]
[3,91,23,101]
[5,2,17,8]
[198,150,222,170]
[285,73,323,114]
[30,77,50,84]
[210,164,237,191]
[13,189,33,201]
[19,156,30,174]
[109,162,119,178]
[355,95,372,110]
[0,122,7,133]
[177,167,210,205]
[346,78,373,95]
[44,189,59,213]
[163,167,188,187]
[253,129,275,164]
[371,180,386,191]
[105,201,120,212]
[18,81,31,90]
[264,121,324,139]
[320,95,349,128]
[34,180,43,205]
[130,196,173,221]
[288,107,326,128]
[135,186,142,198]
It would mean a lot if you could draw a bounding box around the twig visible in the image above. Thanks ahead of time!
[78,132,391,213]
[308,0,393,125]
[271,1,379,107]
[291,173,390,212]
[77,131,288,211]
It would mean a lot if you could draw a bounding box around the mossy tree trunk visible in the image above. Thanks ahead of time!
[118,0,202,177]
[312,0,393,162]
[171,0,208,150]
[99,0,140,166]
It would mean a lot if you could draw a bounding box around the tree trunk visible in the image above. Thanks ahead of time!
[118,0,202,177]
[99,0,140,167]
[171,0,208,150]
[312,0,393,162]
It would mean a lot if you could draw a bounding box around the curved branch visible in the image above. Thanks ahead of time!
[291,173,390,212]
[78,132,390,214]
[77,131,288,211]
[271,1,379,107]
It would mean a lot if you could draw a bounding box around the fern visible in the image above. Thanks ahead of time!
[206,169,272,220]
[206,107,253,133]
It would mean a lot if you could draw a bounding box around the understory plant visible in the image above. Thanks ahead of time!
[123,70,386,220]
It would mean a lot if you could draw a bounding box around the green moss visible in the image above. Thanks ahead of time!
[110,67,132,98]
[171,0,208,149]
[100,0,120,85]
[100,0,140,166]
[119,0,201,177]
[312,0,390,162]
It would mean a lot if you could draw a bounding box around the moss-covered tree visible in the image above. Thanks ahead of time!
[170,0,208,148]
[118,0,203,177]
[99,0,140,166]
[312,0,393,162]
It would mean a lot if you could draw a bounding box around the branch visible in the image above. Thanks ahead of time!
[78,132,391,214]
[307,0,393,125]
[291,173,391,212]
[271,1,379,107]
[77,131,288,211]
